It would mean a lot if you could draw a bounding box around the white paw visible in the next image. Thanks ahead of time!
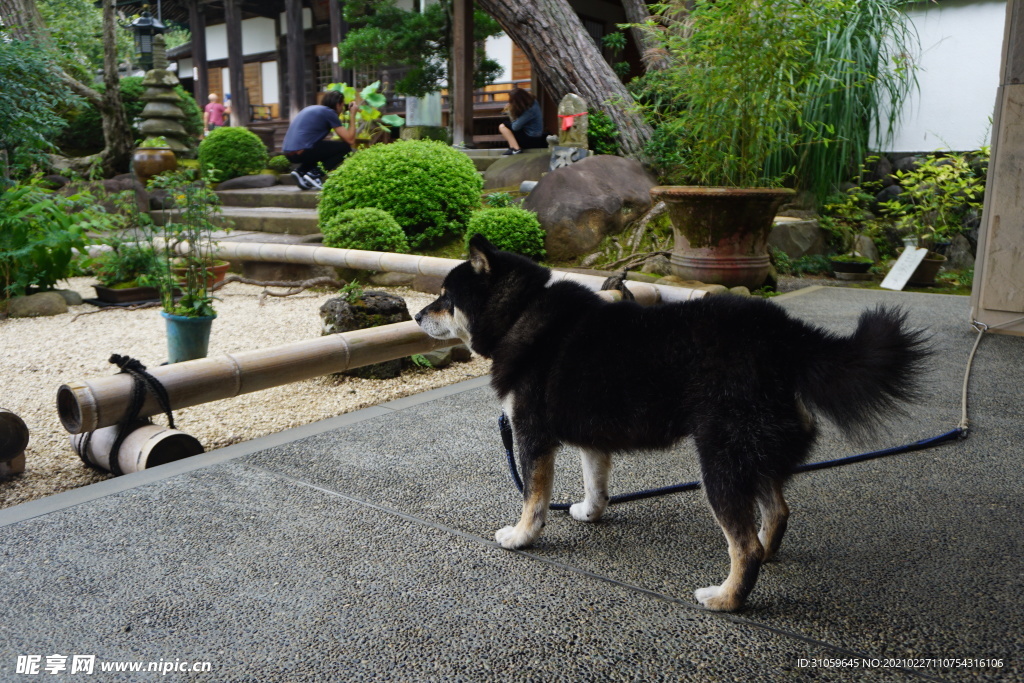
[694,585,741,612]
[569,502,602,522]
[495,525,534,549]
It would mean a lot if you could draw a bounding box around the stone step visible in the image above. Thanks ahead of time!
[216,185,320,210]
[154,205,320,236]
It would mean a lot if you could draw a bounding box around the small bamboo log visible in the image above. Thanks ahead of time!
[70,421,205,474]
[57,321,460,435]
[0,409,29,463]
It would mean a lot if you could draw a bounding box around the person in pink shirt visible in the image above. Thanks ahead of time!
[203,93,228,135]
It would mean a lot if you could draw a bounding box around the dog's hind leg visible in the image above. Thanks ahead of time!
[695,491,764,612]
[757,478,790,562]
[570,448,611,522]
[495,445,556,549]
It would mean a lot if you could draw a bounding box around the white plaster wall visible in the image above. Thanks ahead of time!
[206,17,277,61]
[885,0,1005,152]
[486,34,513,82]
[262,61,279,104]
[278,8,313,34]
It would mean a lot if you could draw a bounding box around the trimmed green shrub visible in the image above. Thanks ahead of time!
[198,127,269,183]
[322,208,410,253]
[319,139,482,249]
[465,207,546,259]
[268,155,292,173]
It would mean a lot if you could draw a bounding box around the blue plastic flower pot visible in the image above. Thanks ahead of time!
[161,310,216,364]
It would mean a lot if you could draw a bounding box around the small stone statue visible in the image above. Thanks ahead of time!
[557,93,589,148]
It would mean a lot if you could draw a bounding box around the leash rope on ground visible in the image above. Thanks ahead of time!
[499,315,1024,511]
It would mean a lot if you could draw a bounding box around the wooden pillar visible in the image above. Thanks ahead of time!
[451,0,474,146]
[285,0,306,117]
[224,0,249,127]
[328,0,349,84]
[187,0,209,107]
[970,0,1024,336]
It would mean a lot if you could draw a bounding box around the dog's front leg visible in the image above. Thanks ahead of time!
[570,448,611,522]
[495,445,555,549]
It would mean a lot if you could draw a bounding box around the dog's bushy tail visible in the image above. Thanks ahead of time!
[797,305,932,440]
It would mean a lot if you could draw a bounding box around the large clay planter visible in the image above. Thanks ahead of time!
[171,260,230,287]
[133,147,177,187]
[897,248,947,286]
[650,186,795,289]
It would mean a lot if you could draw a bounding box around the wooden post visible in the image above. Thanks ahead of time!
[285,0,306,117]
[328,0,348,85]
[224,0,249,127]
[188,0,209,107]
[451,0,474,146]
[970,0,1024,336]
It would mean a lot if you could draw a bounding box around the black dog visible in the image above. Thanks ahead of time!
[416,235,930,611]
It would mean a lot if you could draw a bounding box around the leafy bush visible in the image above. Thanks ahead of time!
[482,192,516,208]
[465,207,546,259]
[319,140,482,249]
[587,109,620,156]
[268,155,292,173]
[321,208,410,253]
[0,182,115,297]
[198,127,269,183]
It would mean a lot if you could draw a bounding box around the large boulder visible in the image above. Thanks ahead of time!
[768,218,828,259]
[482,149,551,190]
[320,291,411,379]
[522,155,657,260]
[8,292,68,318]
[217,174,279,190]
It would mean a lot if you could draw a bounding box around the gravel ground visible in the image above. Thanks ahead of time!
[0,277,489,510]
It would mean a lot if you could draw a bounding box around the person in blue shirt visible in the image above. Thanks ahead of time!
[282,90,359,190]
[498,88,547,155]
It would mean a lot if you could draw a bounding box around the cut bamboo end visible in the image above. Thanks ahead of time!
[70,422,205,475]
[0,409,29,463]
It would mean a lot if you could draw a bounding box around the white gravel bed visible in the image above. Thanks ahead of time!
[0,277,489,510]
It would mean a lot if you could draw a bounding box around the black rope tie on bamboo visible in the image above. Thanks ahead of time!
[77,355,176,475]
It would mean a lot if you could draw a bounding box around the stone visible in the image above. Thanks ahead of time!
[242,261,335,282]
[768,218,828,259]
[697,284,730,296]
[946,234,975,270]
[369,272,416,287]
[550,146,590,171]
[482,150,551,191]
[216,174,279,190]
[141,101,186,119]
[40,175,70,190]
[142,68,180,88]
[557,93,589,148]
[140,118,188,138]
[450,344,473,362]
[54,289,83,306]
[412,274,444,295]
[642,254,672,275]
[522,155,657,260]
[729,286,751,297]
[320,291,412,379]
[8,292,68,318]
[853,234,880,262]
[418,349,453,369]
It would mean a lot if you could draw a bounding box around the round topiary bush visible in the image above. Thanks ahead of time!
[198,127,269,182]
[267,155,292,173]
[322,208,410,253]
[318,139,483,249]
[465,207,546,259]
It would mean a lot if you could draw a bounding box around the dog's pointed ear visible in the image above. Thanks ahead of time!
[468,234,495,274]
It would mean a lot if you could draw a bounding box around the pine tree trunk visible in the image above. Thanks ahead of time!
[475,0,653,159]
[620,0,671,71]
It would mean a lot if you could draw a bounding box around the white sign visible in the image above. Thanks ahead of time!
[881,247,930,291]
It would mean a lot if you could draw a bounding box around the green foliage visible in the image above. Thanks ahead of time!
[466,208,546,260]
[635,0,917,194]
[337,280,365,303]
[602,31,631,79]
[90,243,165,288]
[482,192,516,208]
[319,140,482,249]
[140,137,171,148]
[878,150,987,247]
[38,0,134,79]
[830,254,873,264]
[325,81,405,138]
[322,208,410,253]
[770,247,794,276]
[198,127,269,183]
[149,169,224,316]
[0,37,81,176]
[57,78,202,157]
[410,354,433,369]
[0,181,119,297]
[793,254,834,276]
[268,155,293,173]
[339,1,504,97]
[587,109,620,156]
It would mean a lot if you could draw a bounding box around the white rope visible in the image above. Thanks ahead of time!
[960,315,1024,434]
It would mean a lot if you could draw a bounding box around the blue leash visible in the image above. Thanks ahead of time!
[497,413,965,512]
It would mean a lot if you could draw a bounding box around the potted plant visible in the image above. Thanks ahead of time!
[878,150,986,285]
[821,176,880,280]
[638,0,844,288]
[149,169,222,363]
[325,80,405,148]
[133,136,178,187]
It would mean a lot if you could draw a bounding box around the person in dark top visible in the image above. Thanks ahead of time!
[282,90,359,190]
[498,88,547,155]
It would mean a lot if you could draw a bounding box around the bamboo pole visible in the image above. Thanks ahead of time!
[160,240,707,304]
[57,321,459,435]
